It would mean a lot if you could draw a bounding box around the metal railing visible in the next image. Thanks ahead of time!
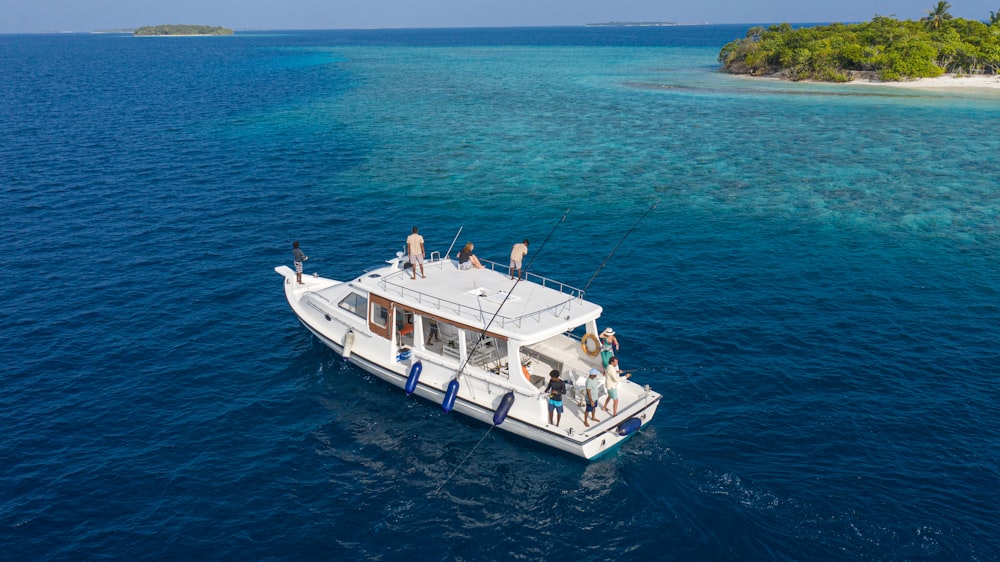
[376,255,586,329]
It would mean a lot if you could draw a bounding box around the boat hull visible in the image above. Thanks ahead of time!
[276,263,661,460]
[296,315,660,459]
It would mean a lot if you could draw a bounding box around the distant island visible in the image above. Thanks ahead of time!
[587,22,677,27]
[134,25,233,36]
[719,2,1000,82]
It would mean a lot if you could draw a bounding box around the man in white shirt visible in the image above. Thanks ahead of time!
[603,356,631,416]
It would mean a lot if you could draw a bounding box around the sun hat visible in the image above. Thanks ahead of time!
[588,368,601,376]
[601,328,615,336]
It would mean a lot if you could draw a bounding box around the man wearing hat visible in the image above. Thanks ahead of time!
[599,327,619,368]
[584,368,602,427]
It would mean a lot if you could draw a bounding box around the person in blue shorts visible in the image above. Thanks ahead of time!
[543,369,567,426]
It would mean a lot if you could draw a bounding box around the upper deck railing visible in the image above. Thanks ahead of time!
[375,255,586,329]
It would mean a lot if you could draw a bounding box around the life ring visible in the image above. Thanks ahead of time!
[522,364,532,382]
[581,333,601,357]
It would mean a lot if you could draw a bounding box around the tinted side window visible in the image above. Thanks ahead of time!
[338,293,367,319]
[370,302,389,328]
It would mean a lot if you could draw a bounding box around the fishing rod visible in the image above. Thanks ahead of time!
[471,208,569,342]
[581,201,658,294]
[572,201,658,389]
[455,208,571,380]
[434,205,656,494]
[430,209,571,495]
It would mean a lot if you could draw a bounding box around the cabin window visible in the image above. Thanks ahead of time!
[338,292,367,320]
[370,302,389,329]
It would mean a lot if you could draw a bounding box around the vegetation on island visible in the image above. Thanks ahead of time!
[718,2,1000,81]
[134,25,233,36]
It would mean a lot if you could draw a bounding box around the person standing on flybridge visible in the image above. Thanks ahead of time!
[406,226,425,280]
[509,239,529,280]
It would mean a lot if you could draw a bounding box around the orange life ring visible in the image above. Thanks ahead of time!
[522,364,532,382]
[581,333,601,357]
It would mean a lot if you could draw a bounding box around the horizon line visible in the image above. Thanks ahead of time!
[3,21,877,35]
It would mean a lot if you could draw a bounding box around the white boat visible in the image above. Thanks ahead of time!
[275,250,661,460]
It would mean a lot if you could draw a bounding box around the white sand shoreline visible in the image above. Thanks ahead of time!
[845,74,1000,90]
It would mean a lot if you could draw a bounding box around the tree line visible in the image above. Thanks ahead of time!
[718,2,1000,81]
[134,25,234,36]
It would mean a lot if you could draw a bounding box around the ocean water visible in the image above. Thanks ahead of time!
[2,26,999,560]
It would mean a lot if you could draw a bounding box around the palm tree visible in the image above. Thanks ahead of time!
[990,9,1000,25]
[922,1,953,29]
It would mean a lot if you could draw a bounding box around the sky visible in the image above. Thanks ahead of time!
[2,0,998,33]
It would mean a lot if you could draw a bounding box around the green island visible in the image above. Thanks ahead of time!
[134,25,233,36]
[719,2,1000,81]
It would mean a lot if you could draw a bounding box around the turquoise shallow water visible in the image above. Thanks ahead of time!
[2,27,999,560]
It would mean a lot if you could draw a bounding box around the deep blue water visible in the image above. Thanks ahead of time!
[2,27,999,560]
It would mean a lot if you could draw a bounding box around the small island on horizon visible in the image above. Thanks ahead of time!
[586,21,678,27]
[134,25,233,36]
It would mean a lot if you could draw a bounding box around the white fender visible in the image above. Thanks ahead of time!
[342,330,355,359]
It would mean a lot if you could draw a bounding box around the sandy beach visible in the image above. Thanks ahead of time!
[848,73,1000,90]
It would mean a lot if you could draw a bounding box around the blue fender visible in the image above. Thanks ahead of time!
[493,392,515,425]
[616,417,642,436]
[442,379,460,413]
[405,361,422,395]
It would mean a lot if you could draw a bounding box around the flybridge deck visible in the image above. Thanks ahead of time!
[337,255,604,340]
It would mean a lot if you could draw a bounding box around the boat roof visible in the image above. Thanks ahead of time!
[337,256,602,341]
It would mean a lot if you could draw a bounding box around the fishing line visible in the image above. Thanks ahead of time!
[581,201,658,294]
[431,425,495,496]
[453,208,571,380]
[436,209,569,493]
